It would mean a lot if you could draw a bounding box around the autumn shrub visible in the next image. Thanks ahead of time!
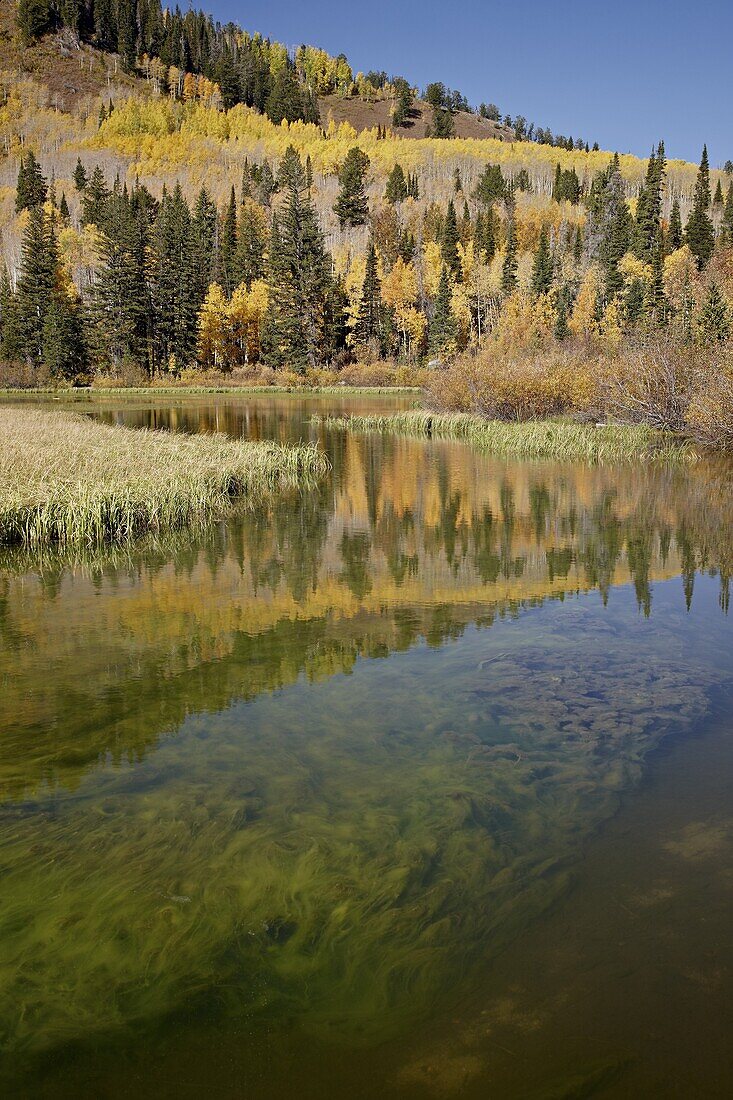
[426,345,601,420]
[686,356,733,450]
[0,360,52,390]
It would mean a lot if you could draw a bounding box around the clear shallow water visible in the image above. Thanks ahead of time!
[1,394,733,1097]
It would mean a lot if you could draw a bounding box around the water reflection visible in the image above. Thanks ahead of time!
[1,401,733,1092]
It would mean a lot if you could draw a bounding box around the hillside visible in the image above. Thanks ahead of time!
[1,0,732,397]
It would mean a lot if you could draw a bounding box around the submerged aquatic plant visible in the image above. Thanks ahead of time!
[0,406,329,546]
[315,411,696,463]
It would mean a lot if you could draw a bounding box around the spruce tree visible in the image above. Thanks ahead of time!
[15,151,48,212]
[261,146,331,372]
[234,199,267,287]
[531,226,553,296]
[15,206,57,365]
[441,199,460,276]
[713,180,724,206]
[17,0,54,44]
[632,142,665,262]
[354,238,382,348]
[385,164,408,204]
[428,266,457,353]
[74,157,88,191]
[151,184,198,370]
[219,186,238,295]
[81,166,111,227]
[668,199,683,252]
[93,182,151,372]
[501,214,518,295]
[333,147,370,229]
[587,154,631,296]
[685,145,714,270]
[698,283,731,342]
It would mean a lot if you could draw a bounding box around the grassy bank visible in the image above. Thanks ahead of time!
[0,407,329,547]
[317,411,696,463]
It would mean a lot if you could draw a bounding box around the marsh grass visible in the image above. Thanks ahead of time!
[0,406,329,546]
[316,411,696,463]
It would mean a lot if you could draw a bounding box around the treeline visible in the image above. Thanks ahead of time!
[2,139,733,382]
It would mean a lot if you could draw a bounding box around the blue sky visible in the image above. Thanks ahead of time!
[212,0,732,165]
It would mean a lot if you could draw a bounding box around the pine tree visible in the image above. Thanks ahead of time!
[261,146,331,372]
[59,192,70,221]
[428,266,457,353]
[191,187,219,305]
[441,199,460,276]
[385,164,408,204]
[265,65,307,125]
[587,154,631,296]
[15,206,57,365]
[333,147,370,229]
[713,180,724,205]
[474,163,505,205]
[0,268,21,362]
[453,167,463,193]
[685,145,714,270]
[531,226,553,297]
[15,151,48,212]
[668,199,683,252]
[354,238,382,348]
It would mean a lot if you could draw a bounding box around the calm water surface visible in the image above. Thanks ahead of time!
[1,394,733,1098]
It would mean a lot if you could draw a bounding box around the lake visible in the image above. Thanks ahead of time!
[1,393,732,1098]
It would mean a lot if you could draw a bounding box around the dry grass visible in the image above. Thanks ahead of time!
[0,406,328,546]
[317,411,695,464]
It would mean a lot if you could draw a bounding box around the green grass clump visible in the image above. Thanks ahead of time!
[317,411,696,463]
[0,406,329,546]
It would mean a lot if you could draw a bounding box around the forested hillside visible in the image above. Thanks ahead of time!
[1,0,733,387]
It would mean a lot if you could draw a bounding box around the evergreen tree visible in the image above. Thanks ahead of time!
[531,226,553,296]
[441,199,460,276]
[17,0,54,44]
[234,199,267,287]
[354,238,382,348]
[74,157,88,192]
[668,199,683,251]
[407,172,419,200]
[501,212,518,295]
[219,186,238,295]
[453,167,463,193]
[151,184,198,370]
[261,146,331,372]
[554,287,571,341]
[632,142,665,262]
[474,163,505,205]
[685,145,714,270]
[191,187,219,304]
[698,283,731,342]
[59,192,70,221]
[15,151,48,212]
[713,180,724,205]
[265,65,307,125]
[0,269,21,362]
[587,154,632,295]
[81,166,111,227]
[333,147,370,229]
[93,182,152,372]
[15,206,57,365]
[385,163,408,204]
[428,266,457,353]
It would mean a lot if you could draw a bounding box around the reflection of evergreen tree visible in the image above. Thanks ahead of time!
[339,532,373,600]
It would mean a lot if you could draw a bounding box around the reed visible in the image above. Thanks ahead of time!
[0,406,329,546]
[316,411,696,463]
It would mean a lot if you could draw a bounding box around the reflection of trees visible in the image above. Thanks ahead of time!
[2,423,733,799]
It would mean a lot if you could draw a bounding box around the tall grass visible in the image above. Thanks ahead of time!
[0,406,329,547]
[317,411,696,463]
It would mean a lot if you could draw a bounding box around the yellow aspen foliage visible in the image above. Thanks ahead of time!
[457,239,475,283]
[182,73,197,102]
[570,265,603,339]
[451,282,472,341]
[229,280,269,362]
[600,298,623,350]
[618,251,653,286]
[422,240,443,298]
[515,250,535,294]
[382,259,423,356]
[663,246,700,310]
[197,283,231,367]
[495,290,554,348]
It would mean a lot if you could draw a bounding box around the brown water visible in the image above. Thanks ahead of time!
[1,393,732,1098]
